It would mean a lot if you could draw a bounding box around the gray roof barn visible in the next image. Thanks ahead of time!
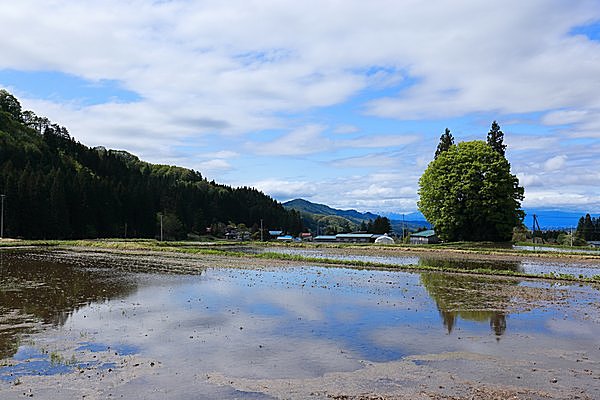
[409,229,440,244]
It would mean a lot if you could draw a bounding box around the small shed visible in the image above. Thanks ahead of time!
[589,241,600,248]
[409,230,440,245]
[300,232,313,241]
[375,234,395,245]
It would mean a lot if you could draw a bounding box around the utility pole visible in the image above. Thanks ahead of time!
[532,214,536,251]
[402,214,405,242]
[0,194,5,239]
[260,219,264,242]
[532,214,543,248]
[570,227,573,247]
[160,213,163,242]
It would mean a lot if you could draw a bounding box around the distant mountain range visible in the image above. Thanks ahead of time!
[283,199,380,225]
[521,210,600,229]
[282,199,430,234]
[283,199,598,232]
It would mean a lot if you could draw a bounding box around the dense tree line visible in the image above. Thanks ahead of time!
[576,214,600,241]
[0,90,302,240]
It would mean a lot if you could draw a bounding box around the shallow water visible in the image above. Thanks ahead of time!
[1,250,599,398]
[514,244,600,254]
[262,246,600,277]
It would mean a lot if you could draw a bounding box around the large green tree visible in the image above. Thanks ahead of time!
[418,140,524,242]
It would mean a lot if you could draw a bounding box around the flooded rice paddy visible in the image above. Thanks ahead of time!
[1,248,600,399]
[258,246,600,278]
[513,245,600,255]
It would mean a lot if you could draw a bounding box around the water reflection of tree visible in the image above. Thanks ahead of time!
[420,272,516,337]
[0,252,138,359]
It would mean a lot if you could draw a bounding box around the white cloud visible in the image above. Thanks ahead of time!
[251,179,319,200]
[522,190,600,209]
[542,110,590,125]
[339,134,420,149]
[543,155,567,171]
[200,159,233,172]
[2,1,600,211]
[208,150,239,159]
[346,185,397,199]
[346,184,415,200]
[505,135,559,152]
[251,173,421,213]
[516,173,543,188]
[250,125,330,156]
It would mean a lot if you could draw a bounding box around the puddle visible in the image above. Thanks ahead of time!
[0,250,599,398]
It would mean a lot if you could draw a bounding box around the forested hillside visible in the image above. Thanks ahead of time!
[0,90,302,239]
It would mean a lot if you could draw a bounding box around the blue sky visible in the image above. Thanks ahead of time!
[1,1,600,214]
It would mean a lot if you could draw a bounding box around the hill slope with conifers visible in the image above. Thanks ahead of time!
[0,89,302,239]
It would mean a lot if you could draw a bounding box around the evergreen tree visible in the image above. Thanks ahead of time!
[583,214,594,241]
[435,128,454,159]
[576,213,595,241]
[370,216,392,234]
[487,120,506,156]
[0,90,23,122]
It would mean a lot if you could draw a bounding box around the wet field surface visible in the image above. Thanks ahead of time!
[1,248,600,399]
[257,246,600,278]
[514,245,600,255]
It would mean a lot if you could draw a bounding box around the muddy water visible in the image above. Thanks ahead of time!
[1,249,600,399]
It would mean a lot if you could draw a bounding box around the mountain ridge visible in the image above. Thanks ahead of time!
[283,198,600,231]
[283,198,431,234]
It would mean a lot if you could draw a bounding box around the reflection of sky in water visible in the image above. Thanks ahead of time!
[49,267,599,378]
[513,245,600,255]
[264,247,419,265]
[263,247,600,277]
[2,260,600,385]
[76,342,139,355]
[518,261,600,277]
[0,345,117,383]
